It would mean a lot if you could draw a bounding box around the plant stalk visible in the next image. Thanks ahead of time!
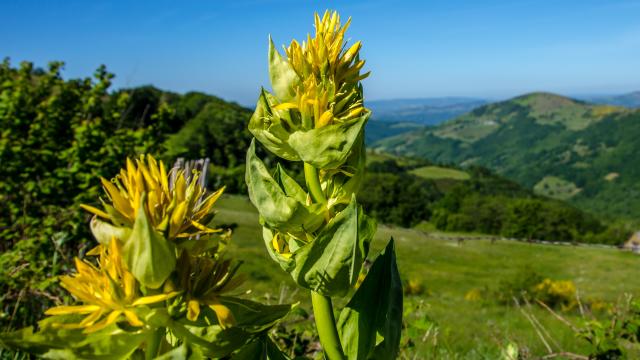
[304,162,345,360]
[303,162,327,204]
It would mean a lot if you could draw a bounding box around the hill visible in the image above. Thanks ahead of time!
[581,91,640,109]
[373,92,640,219]
[367,97,487,125]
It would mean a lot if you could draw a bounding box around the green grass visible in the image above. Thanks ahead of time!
[410,165,471,181]
[213,194,640,358]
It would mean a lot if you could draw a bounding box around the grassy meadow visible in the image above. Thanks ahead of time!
[215,195,640,358]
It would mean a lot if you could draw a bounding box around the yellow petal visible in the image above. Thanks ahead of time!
[79,310,104,326]
[84,310,121,333]
[316,110,333,128]
[273,102,298,110]
[187,300,200,321]
[80,204,110,220]
[169,201,188,237]
[123,310,144,327]
[131,292,179,306]
[101,177,133,218]
[159,161,169,193]
[86,245,103,256]
[343,41,362,62]
[208,299,235,329]
[46,304,102,315]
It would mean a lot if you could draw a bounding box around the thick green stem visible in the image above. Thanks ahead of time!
[304,162,327,204]
[304,162,345,360]
[311,291,346,360]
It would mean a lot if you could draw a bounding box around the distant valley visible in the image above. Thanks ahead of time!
[367,97,487,125]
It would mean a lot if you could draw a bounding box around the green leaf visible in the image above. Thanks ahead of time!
[153,343,205,360]
[231,335,290,360]
[122,194,176,289]
[337,239,403,360]
[261,226,295,272]
[268,36,299,103]
[0,316,148,360]
[89,217,131,245]
[324,135,366,208]
[288,111,369,169]
[248,89,300,162]
[245,140,323,234]
[173,298,294,358]
[289,196,376,297]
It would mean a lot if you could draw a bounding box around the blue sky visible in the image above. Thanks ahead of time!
[2,0,639,105]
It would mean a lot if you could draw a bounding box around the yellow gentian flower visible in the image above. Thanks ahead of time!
[81,154,224,239]
[45,239,178,333]
[176,248,245,328]
[273,10,369,130]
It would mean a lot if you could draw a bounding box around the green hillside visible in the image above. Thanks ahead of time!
[374,92,640,219]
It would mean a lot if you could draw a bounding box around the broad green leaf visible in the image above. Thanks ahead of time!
[274,163,306,204]
[268,36,299,102]
[122,194,176,289]
[337,239,403,360]
[0,316,148,360]
[231,335,289,360]
[246,140,323,234]
[89,217,131,245]
[288,111,369,169]
[248,90,300,161]
[174,298,294,358]
[289,196,376,297]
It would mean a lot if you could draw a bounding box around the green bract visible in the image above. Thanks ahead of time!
[246,140,324,234]
[123,194,176,289]
[262,197,376,297]
[248,90,370,169]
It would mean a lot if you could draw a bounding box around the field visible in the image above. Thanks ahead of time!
[533,175,582,201]
[215,195,640,358]
[409,166,471,181]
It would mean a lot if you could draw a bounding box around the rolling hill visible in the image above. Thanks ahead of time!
[373,92,640,219]
[580,91,640,109]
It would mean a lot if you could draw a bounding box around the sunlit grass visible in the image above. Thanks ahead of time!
[213,194,640,357]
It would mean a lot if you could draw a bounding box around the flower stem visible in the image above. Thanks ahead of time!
[304,162,345,360]
[303,162,326,204]
[311,291,346,360]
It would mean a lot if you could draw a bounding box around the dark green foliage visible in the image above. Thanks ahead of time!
[359,170,441,228]
[362,157,619,244]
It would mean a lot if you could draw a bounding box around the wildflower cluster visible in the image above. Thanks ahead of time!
[2,156,293,358]
[534,278,578,311]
